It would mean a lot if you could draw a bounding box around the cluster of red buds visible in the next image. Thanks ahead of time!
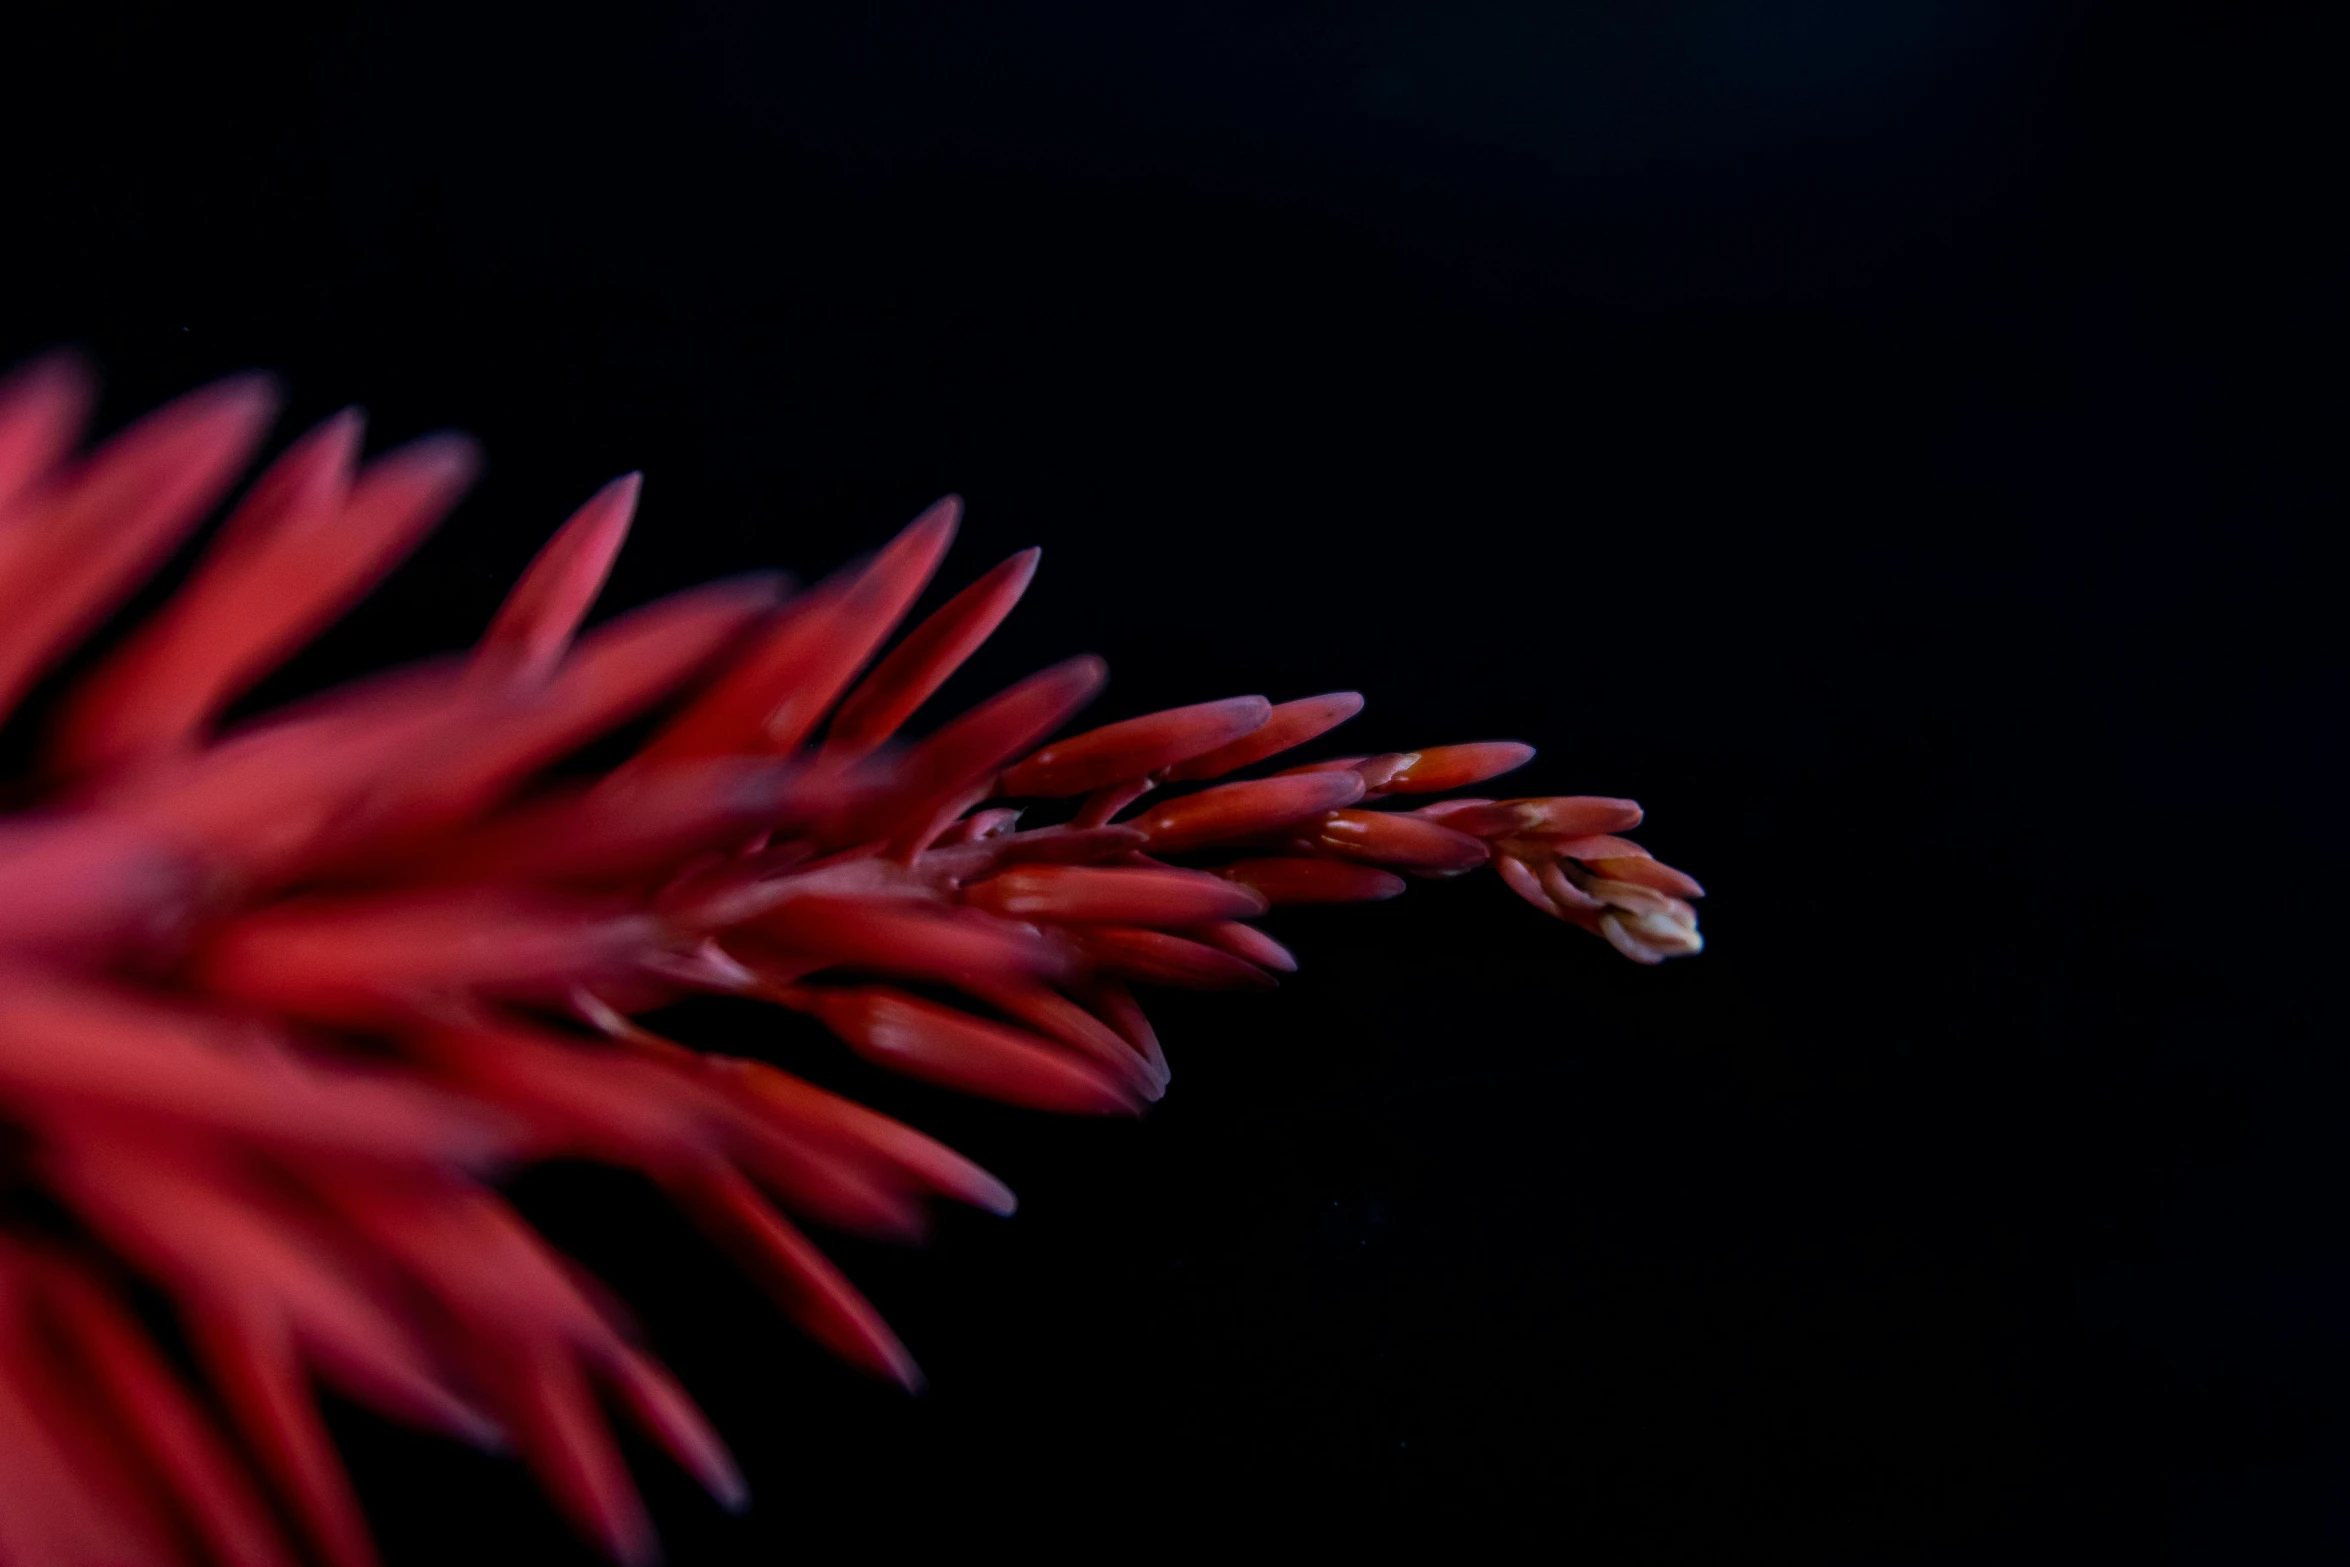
[0,359,1701,1567]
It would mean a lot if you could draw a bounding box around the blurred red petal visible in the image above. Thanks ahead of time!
[474,472,639,688]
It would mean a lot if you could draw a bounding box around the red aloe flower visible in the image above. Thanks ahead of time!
[0,358,1703,1566]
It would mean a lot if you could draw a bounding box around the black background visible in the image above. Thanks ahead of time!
[2,2,2341,1561]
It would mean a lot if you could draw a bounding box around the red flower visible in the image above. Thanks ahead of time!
[0,359,1702,1565]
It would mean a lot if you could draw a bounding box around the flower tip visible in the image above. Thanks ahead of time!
[188,369,285,432]
[454,1407,509,1454]
[615,1524,666,1567]
[395,429,487,484]
[1044,653,1111,709]
[1,347,97,409]
[902,492,963,548]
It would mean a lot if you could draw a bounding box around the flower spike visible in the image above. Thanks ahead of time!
[0,364,1703,1564]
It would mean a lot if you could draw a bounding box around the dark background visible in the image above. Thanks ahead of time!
[3,2,2341,1560]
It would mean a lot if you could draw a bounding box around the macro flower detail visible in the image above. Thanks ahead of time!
[0,358,1703,1567]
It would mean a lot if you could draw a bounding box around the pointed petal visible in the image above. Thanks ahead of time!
[377,574,785,838]
[56,422,483,774]
[1437,796,1645,839]
[951,978,1166,1100]
[1076,926,1278,990]
[1130,771,1366,855]
[856,655,1108,855]
[793,986,1141,1115]
[1542,833,1649,862]
[999,695,1271,797]
[494,1346,658,1567]
[33,1257,301,1567]
[0,351,93,517]
[710,1056,1017,1215]
[746,894,1072,985]
[1189,920,1298,974]
[1162,691,1365,781]
[1492,852,1565,918]
[1366,742,1536,795]
[0,374,279,717]
[1215,857,1406,905]
[1068,775,1153,827]
[825,545,1040,760]
[1304,809,1490,873]
[642,497,960,762]
[475,472,639,687]
[675,1166,923,1389]
[1536,858,1608,916]
[961,864,1266,925]
[605,1346,747,1514]
[1070,978,1170,1083]
[190,1309,380,1567]
[1588,855,1706,898]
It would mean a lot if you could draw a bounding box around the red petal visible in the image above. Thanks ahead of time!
[1000,695,1270,797]
[1215,857,1407,905]
[675,1166,922,1389]
[605,1346,747,1515]
[798,987,1140,1115]
[642,497,960,761]
[1545,834,1649,861]
[1131,771,1367,854]
[1436,796,1644,838]
[193,892,656,1026]
[491,1346,657,1567]
[474,472,639,687]
[1303,809,1490,873]
[962,864,1266,925]
[824,546,1040,760]
[1369,742,1537,795]
[1190,920,1298,974]
[1072,978,1170,1083]
[189,1308,380,1567]
[1076,926,1277,990]
[951,979,1166,1099]
[33,1254,300,1567]
[1492,852,1563,918]
[864,655,1109,855]
[0,351,92,517]
[380,574,783,836]
[1589,855,1707,898]
[0,374,278,717]
[1162,691,1365,782]
[749,894,1072,985]
[711,1056,1017,1215]
[1069,775,1154,827]
[51,408,368,772]
[0,975,511,1165]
